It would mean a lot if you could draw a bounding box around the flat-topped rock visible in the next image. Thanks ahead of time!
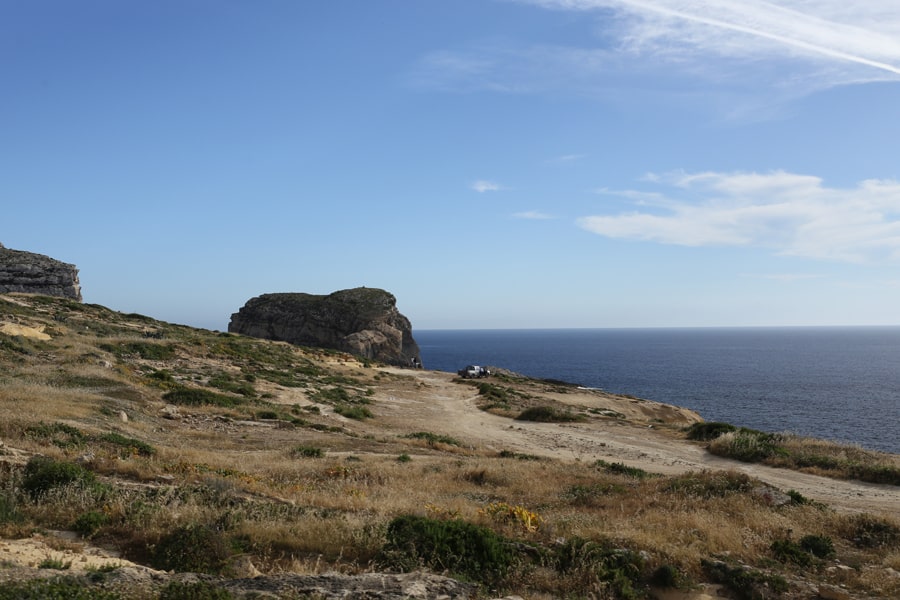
[228,287,421,367]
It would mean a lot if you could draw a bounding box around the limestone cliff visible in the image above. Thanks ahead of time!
[0,243,82,301]
[228,288,421,367]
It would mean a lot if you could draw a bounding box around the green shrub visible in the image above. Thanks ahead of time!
[702,559,788,600]
[162,387,243,408]
[651,564,689,589]
[291,445,324,458]
[256,410,279,420]
[554,537,646,600]
[152,524,232,574]
[594,459,655,479]
[24,422,88,449]
[0,493,23,526]
[334,405,372,420]
[664,471,755,499]
[843,514,900,549]
[685,421,737,441]
[159,580,234,600]
[38,557,72,570]
[771,538,813,567]
[21,456,96,500]
[380,515,514,585]
[708,429,783,462]
[403,432,463,447]
[73,510,110,538]
[516,406,582,423]
[397,453,412,463]
[800,534,835,558]
[0,576,120,600]
[98,432,156,457]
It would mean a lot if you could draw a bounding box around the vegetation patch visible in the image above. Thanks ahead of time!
[594,459,656,479]
[100,341,176,360]
[664,470,756,499]
[702,558,788,600]
[379,515,514,586]
[290,445,324,458]
[403,431,463,447]
[152,523,232,574]
[516,406,583,423]
[98,432,156,457]
[707,429,900,486]
[162,386,244,408]
[0,576,121,600]
[686,421,738,441]
[21,456,97,500]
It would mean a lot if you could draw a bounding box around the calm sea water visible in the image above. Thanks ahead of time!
[416,328,900,454]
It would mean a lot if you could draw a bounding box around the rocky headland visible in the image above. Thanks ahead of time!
[0,243,82,301]
[228,287,421,367]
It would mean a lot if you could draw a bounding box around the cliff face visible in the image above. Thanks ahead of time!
[228,288,421,367]
[0,243,82,301]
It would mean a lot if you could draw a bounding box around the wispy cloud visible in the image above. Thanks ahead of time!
[513,210,554,219]
[577,171,900,263]
[741,273,825,283]
[472,179,504,193]
[547,153,587,164]
[413,1,900,111]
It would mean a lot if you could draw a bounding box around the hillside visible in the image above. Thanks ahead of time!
[1,293,898,599]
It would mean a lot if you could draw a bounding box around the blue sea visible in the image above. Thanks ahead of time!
[416,328,900,455]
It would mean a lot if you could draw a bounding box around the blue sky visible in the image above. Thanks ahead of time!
[3,1,900,330]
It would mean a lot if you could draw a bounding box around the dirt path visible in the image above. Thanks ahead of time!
[378,368,900,518]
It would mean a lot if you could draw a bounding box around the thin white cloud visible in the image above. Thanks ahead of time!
[741,273,825,282]
[547,153,587,163]
[577,171,900,263]
[514,210,554,219]
[472,179,504,193]
[413,2,900,111]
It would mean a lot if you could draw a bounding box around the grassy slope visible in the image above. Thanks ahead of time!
[0,293,898,599]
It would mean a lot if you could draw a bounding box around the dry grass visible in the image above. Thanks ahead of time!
[2,294,899,599]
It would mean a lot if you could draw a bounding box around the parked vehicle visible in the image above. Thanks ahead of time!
[458,365,490,378]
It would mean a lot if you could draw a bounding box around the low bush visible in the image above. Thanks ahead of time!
[404,431,463,447]
[702,559,788,600]
[594,459,655,479]
[685,421,737,441]
[160,580,234,600]
[335,405,372,420]
[842,514,900,549]
[98,432,156,457]
[380,515,514,586]
[0,576,120,600]
[152,524,232,574]
[554,537,646,600]
[291,445,324,458]
[771,538,813,567]
[708,429,783,462]
[162,387,243,408]
[664,470,755,499]
[21,456,97,500]
[24,422,88,449]
[800,534,835,558]
[72,510,110,538]
[516,406,582,423]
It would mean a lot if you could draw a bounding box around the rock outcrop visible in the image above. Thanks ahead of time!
[0,243,82,301]
[229,287,421,367]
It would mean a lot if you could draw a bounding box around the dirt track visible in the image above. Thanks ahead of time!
[377,368,900,518]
